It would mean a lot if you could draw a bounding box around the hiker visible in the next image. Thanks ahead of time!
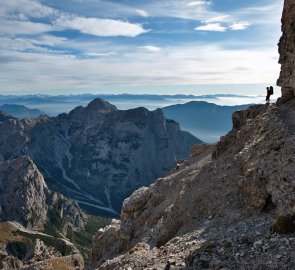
[266,86,274,103]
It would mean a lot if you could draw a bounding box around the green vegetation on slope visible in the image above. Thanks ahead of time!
[71,215,111,264]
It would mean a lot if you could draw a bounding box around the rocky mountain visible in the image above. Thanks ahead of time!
[88,2,295,268]
[162,101,249,143]
[0,104,44,119]
[0,156,86,269]
[0,99,201,216]
[89,99,295,270]
[0,156,85,232]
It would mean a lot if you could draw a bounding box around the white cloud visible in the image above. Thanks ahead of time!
[187,1,210,7]
[0,0,283,95]
[195,20,250,32]
[0,20,54,36]
[195,23,226,32]
[230,21,250,30]
[29,35,67,46]
[204,15,231,23]
[0,0,55,19]
[0,37,42,52]
[0,1,149,38]
[0,42,280,93]
[85,52,118,57]
[141,46,161,52]
[136,9,149,17]
[0,36,68,55]
[55,15,149,37]
[138,0,220,21]
[235,3,282,27]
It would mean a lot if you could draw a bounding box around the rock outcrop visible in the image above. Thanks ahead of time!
[89,99,295,269]
[0,156,85,232]
[0,98,201,216]
[0,157,86,269]
[277,0,295,102]
[23,239,57,262]
[0,156,49,229]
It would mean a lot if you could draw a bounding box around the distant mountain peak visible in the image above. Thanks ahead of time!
[0,104,44,119]
[86,98,117,113]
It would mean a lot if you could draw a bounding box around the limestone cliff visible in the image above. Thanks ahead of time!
[0,156,85,232]
[0,156,48,229]
[0,156,86,270]
[277,0,295,102]
[0,98,201,216]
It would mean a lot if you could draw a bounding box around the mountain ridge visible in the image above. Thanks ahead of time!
[163,101,250,142]
[0,104,44,119]
[0,99,201,216]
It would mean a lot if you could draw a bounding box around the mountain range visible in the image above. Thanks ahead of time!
[0,101,251,143]
[0,93,262,115]
[0,2,293,269]
[163,101,250,142]
[0,104,44,119]
[0,98,200,216]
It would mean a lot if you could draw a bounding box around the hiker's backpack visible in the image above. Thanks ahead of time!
[269,86,274,95]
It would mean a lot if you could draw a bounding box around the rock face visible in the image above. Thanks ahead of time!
[0,157,85,269]
[89,101,295,269]
[0,156,48,229]
[277,0,295,102]
[0,156,85,232]
[0,98,201,216]
[23,239,57,262]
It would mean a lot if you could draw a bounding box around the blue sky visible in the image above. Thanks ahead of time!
[0,0,283,95]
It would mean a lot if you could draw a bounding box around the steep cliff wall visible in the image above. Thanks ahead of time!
[277,0,295,101]
[0,156,86,270]
[0,156,85,232]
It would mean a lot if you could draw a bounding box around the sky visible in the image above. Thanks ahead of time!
[0,0,283,95]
